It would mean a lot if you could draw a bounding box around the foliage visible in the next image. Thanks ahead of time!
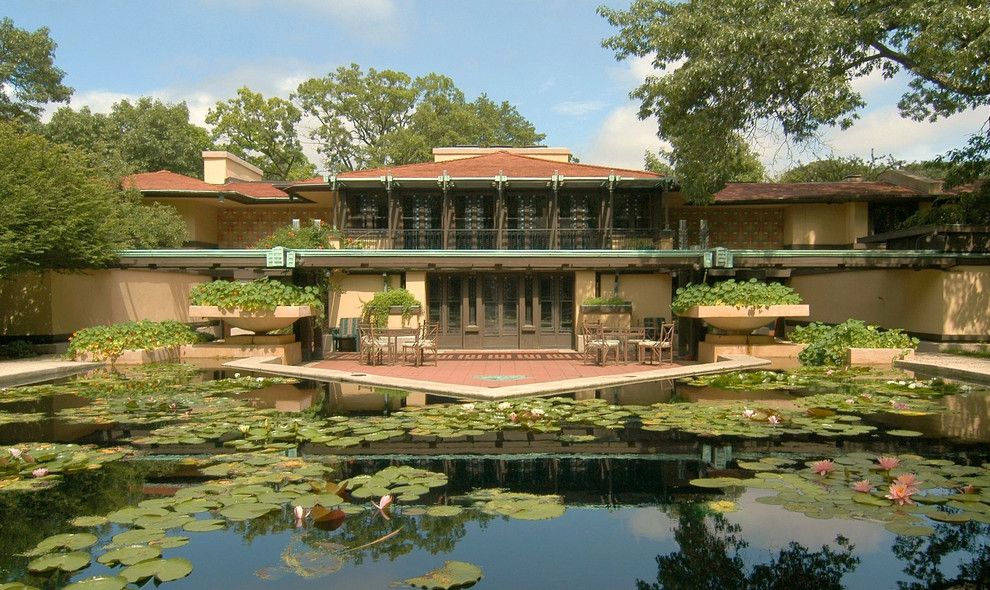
[189,278,323,312]
[206,87,316,180]
[0,17,72,121]
[0,122,187,276]
[645,134,767,201]
[254,223,336,249]
[0,340,37,360]
[294,64,544,171]
[361,289,422,327]
[791,319,919,366]
[780,154,897,183]
[45,97,212,178]
[582,295,630,306]
[671,279,802,314]
[67,321,204,361]
[600,1,990,202]
[897,190,990,229]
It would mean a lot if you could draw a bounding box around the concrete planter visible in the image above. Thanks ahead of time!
[847,347,915,367]
[579,304,633,314]
[679,304,810,334]
[188,305,315,334]
[581,304,633,331]
[76,345,180,365]
[386,305,421,329]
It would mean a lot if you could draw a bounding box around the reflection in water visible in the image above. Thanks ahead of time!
[893,520,990,589]
[636,504,859,590]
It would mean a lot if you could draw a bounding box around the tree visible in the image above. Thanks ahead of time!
[645,134,767,196]
[45,98,213,178]
[780,155,892,183]
[206,87,316,180]
[600,1,990,201]
[0,17,72,121]
[294,64,545,171]
[0,122,187,276]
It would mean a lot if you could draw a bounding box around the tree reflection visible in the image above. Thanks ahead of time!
[636,503,858,590]
[893,521,990,589]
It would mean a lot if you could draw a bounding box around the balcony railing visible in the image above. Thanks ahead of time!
[340,228,667,250]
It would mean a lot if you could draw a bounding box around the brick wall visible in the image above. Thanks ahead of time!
[218,208,334,248]
[669,207,784,249]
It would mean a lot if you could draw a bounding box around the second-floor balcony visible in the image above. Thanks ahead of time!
[340,228,665,251]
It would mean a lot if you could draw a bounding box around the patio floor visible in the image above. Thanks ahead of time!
[311,351,679,389]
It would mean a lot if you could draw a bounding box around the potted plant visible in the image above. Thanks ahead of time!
[671,279,809,333]
[361,289,422,328]
[580,295,632,313]
[790,319,918,367]
[188,278,322,335]
[67,320,204,365]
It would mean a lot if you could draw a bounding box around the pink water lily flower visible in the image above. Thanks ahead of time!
[293,505,307,528]
[742,409,756,419]
[8,448,21,459]
[894,473,921,490]
[372,494,393,520]
[810,460,835,476]
[852,480,873,493]
[885,482,916,505]
[31,467,48,478]
[961,484,978,494]
[767,415,780,425]
[876,456,900,471]
[509,412,518,423]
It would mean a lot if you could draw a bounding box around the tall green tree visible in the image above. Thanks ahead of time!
[0,17,72,122]
[645,134,767,193]
[600,1,990,201]
[206,87,316,180]
[0,122,187,276]
[45,98,212,177]
[294,64,544,171]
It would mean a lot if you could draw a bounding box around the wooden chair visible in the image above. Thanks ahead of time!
[330,317,361,352]
[638,322,675,364]
[358,322,384,365]
[403,323,439,367]
[583,323,618,366]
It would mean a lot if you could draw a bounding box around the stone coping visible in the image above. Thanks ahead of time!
[0,357,102,388]
[895,352,990,386]
[224,354,771,401]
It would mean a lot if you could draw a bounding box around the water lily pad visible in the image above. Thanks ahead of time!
[884,521,935,537]
[689,477,745,489]
[886,429,924,437]
[110,528,165,546]
[70,516,109,527]
[97,545,161,566]
[219,502,279,521]
[426,505,463,517]
[0,584,41,590]
[400,560,483,589]
[24,532,98,556]
[27,550,91,573]
[183,518,226,532]
[120,557,193,583]
[62,577,128,590]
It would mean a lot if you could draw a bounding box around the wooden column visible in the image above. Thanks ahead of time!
[549,171,561,250]
[385,172,399,249]
[494,171,507,250]
[604,174,616,249]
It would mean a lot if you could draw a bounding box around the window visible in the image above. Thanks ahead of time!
[346,193,387,230]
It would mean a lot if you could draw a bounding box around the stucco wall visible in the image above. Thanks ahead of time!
[150,200,218,246]
[617,273,673,325]
[783,203,867,247]
[1,270,207,338]
[790,269,980,338]
[328,272,397,326]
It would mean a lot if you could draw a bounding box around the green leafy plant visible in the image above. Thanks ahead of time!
[671,279,802,314]
[67,321,204,362]
[189,278,323,312]
[253,224,334,249]
[790,319,919,366]
[361,289,421,327]
[582,295,630,306]
[0,340,38,360]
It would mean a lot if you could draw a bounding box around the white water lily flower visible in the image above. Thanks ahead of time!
[497,402,512,410]
[462,403,475,411]
[256,377,265,382]
[531,408,546,417]
[234,373,241,378]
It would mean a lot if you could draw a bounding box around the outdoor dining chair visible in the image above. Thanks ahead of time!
[358,322,384,366]
[403,323,439,367]
[583,323,618,366]
[638,322,675,364]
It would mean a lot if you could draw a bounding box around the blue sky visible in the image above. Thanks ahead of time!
[5,0,986,174]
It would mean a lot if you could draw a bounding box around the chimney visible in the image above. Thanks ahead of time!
[843,174,864,183]
[202,151,264,184]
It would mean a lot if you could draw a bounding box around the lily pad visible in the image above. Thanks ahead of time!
[400,560,483,590]
[97,545,161,566]
[886,429,924,437]
[183,518,227,532]
[27,550,91,573]
[219,502,279,521]
[120,557,193,584]
[70,516,109,527]
[425,505,464,517]
[62,578,128,590]
[689,477,745,489]
[24,532,98,556]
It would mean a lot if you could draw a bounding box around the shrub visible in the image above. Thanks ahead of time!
[671,279,802,314]
[189,278,323,312]
[361,289,421,327]
[790,319,919,366]
[0,340,37,360]
[254,223,334,249]
[582,295,630,306]
[67,320,204,362]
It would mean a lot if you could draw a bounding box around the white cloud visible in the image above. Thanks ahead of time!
[581,104,669,170]
[552,100,606,117]
[539,76,557,93]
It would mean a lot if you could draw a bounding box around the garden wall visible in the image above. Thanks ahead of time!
[0,269,207,340]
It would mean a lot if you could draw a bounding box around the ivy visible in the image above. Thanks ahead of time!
[189,278,323,312]
[67,321,204,362]
[253,224,334,249]
[671,279,802,314]
[790,320,919,366]
[582,295,629,306]
[361,289,421,327]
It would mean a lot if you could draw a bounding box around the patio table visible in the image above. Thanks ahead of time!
[378,327,419,365]
[603,327,648,362]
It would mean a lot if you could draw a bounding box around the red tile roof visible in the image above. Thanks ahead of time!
[713,181,923,203]
[125,170,288,199]
[336,151,663,180]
